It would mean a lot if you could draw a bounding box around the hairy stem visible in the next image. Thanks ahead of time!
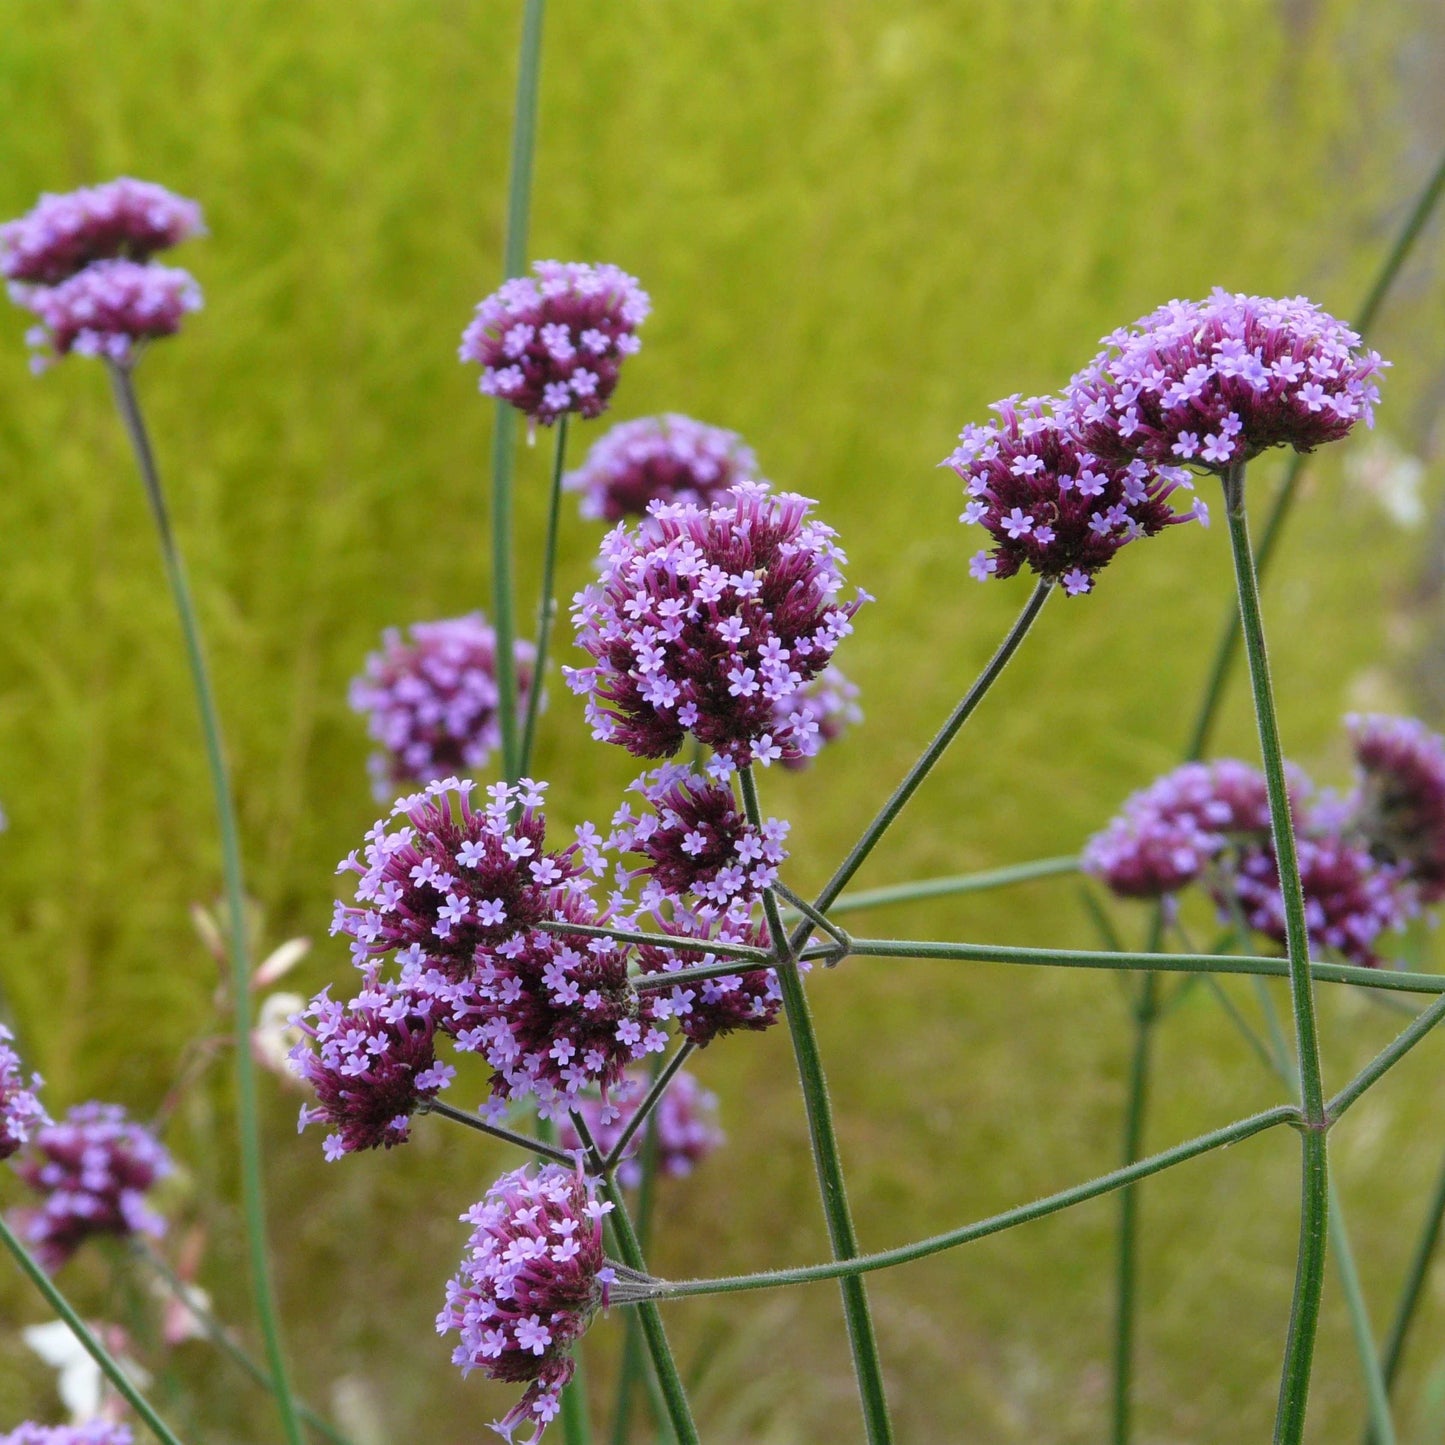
[108,363,303,1445]
[519,413,568,775]
[741,764,894,1444]
[426,1097,576,1164]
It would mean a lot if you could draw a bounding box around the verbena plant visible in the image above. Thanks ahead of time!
[2,10,1445,1445]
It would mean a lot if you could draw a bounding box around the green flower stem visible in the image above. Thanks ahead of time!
[537,916,771,962]
[798,579,1052,948]
[1330,1182,1399,1445]
[741,764,894,1445]
[774,879,850,954]
[518,414,569,776]
[1326,992,1445,1123]
[0,1213,188,1445]
[1373,1146,1445,1425]
[491,0,547,784]
[1184,142,1445,763]
[108,363,304,1445]
[134,1243,355,1445]
[568,1112,699,1445]
[629,1106,1298,1302]
[426,1097,576,1164]
[1222,463,1328,1445]
[823,856,1079,917]
[1110,907,1164,1445]
[604,1042,695,1171]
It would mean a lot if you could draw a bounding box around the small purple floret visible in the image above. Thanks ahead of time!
[1,1425,135,1445]
[1347,713,1445,902]
[0,1024,47,1162]
[565,413,761,522]
[349,614,538,798]
[438,1162,615,1440]
[568,483,868,767]
[774,664,861,770]
[14,1103,172,1271]
[460,261,649,427]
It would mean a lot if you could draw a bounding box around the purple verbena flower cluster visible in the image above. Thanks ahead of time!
[0,1426,134,1445]
[609,764,790,913]
[291,971,454,1160]
[14,1103,172,1270]
[438,1163,615,1441]
[1067,290,1385,472]
[944,394,1203,595]
[1,178,202,285]
[775,665,861,771]
[460,261,649,427]
[568,483,868,766]
[565,413,761,523]
[349,614,538,799]
[1347,713,1445,901]
[559,1066,723,1188]
[0,1024,47,1161]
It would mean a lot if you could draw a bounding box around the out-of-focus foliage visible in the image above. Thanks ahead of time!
[1,1,1443,1438]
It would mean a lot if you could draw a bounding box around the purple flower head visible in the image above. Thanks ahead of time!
[944,394,1201,595]
[1,178,203,286]
[1228,832,1415,969]
[450,891,669,1120]
[332,777,587,984]
[349,614,538,799]
[14,1103,172,1271]
[635,911,780,1047]
[568,483,869,767]
[460,261,649,427]
[291,971,454,1160]
[610,764,789,909]
[558,1066,723,1189]
[774,664,861,771]
[565,413,761,523]
[438,1162,616,1440]
[1067,290,1386,473]
[1,1427,134,1445]
[19,259,202,370]
[0,1024,48,1161]
[1346,713,1445,901]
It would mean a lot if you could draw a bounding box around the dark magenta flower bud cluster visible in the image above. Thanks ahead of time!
[437,1163,615,1441]
[0,1426,134,1445]
[559,1066,723,1189]
[1067,289,1386,472]
[565,413,761,523]
[460,261,649,427]
[2,179,204,370]
[13,1103,172,1271]
[349,613,538,799]
[0,1024,47,1162]
[568,483,868,767]
[1085,715,1445,968]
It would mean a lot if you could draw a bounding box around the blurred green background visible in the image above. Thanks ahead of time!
[2,1,1445,1439]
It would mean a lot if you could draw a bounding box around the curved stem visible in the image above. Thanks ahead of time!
[1222,463,1328,1445]
[426,1097,576,1163]
[491,0,548,784]
[518,415,568,775]
[741,765,894,1444]
[631,1106,1298,1302]
[799,579,1052,946]
[107,363,304,1445]
[0,1214,188,1445]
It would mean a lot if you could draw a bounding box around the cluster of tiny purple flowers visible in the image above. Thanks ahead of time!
[1086,714,1445,968]
[774,665,861,770]
[1067,289,1386,473]
[2,179,204,369]
[437,1163,615,1441]
[559,1066,723,1189]
[0,1024,47,1161]
[460,261,649,427]
[568,483,868,766]
[349,613,538,798]
[0,1426,134,1445]
[13,1103,173,1271]
[565,413,761,522]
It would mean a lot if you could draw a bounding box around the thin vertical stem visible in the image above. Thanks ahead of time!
[0,1214,188,1445]
[491,0,547,784]
[107,363,304,1445]
[518,414,568,775]
[1222,463,1329,1445]
[1377,1146,1445,1414]
[1329,1182,1398,1445]
[740,764,895,1445]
